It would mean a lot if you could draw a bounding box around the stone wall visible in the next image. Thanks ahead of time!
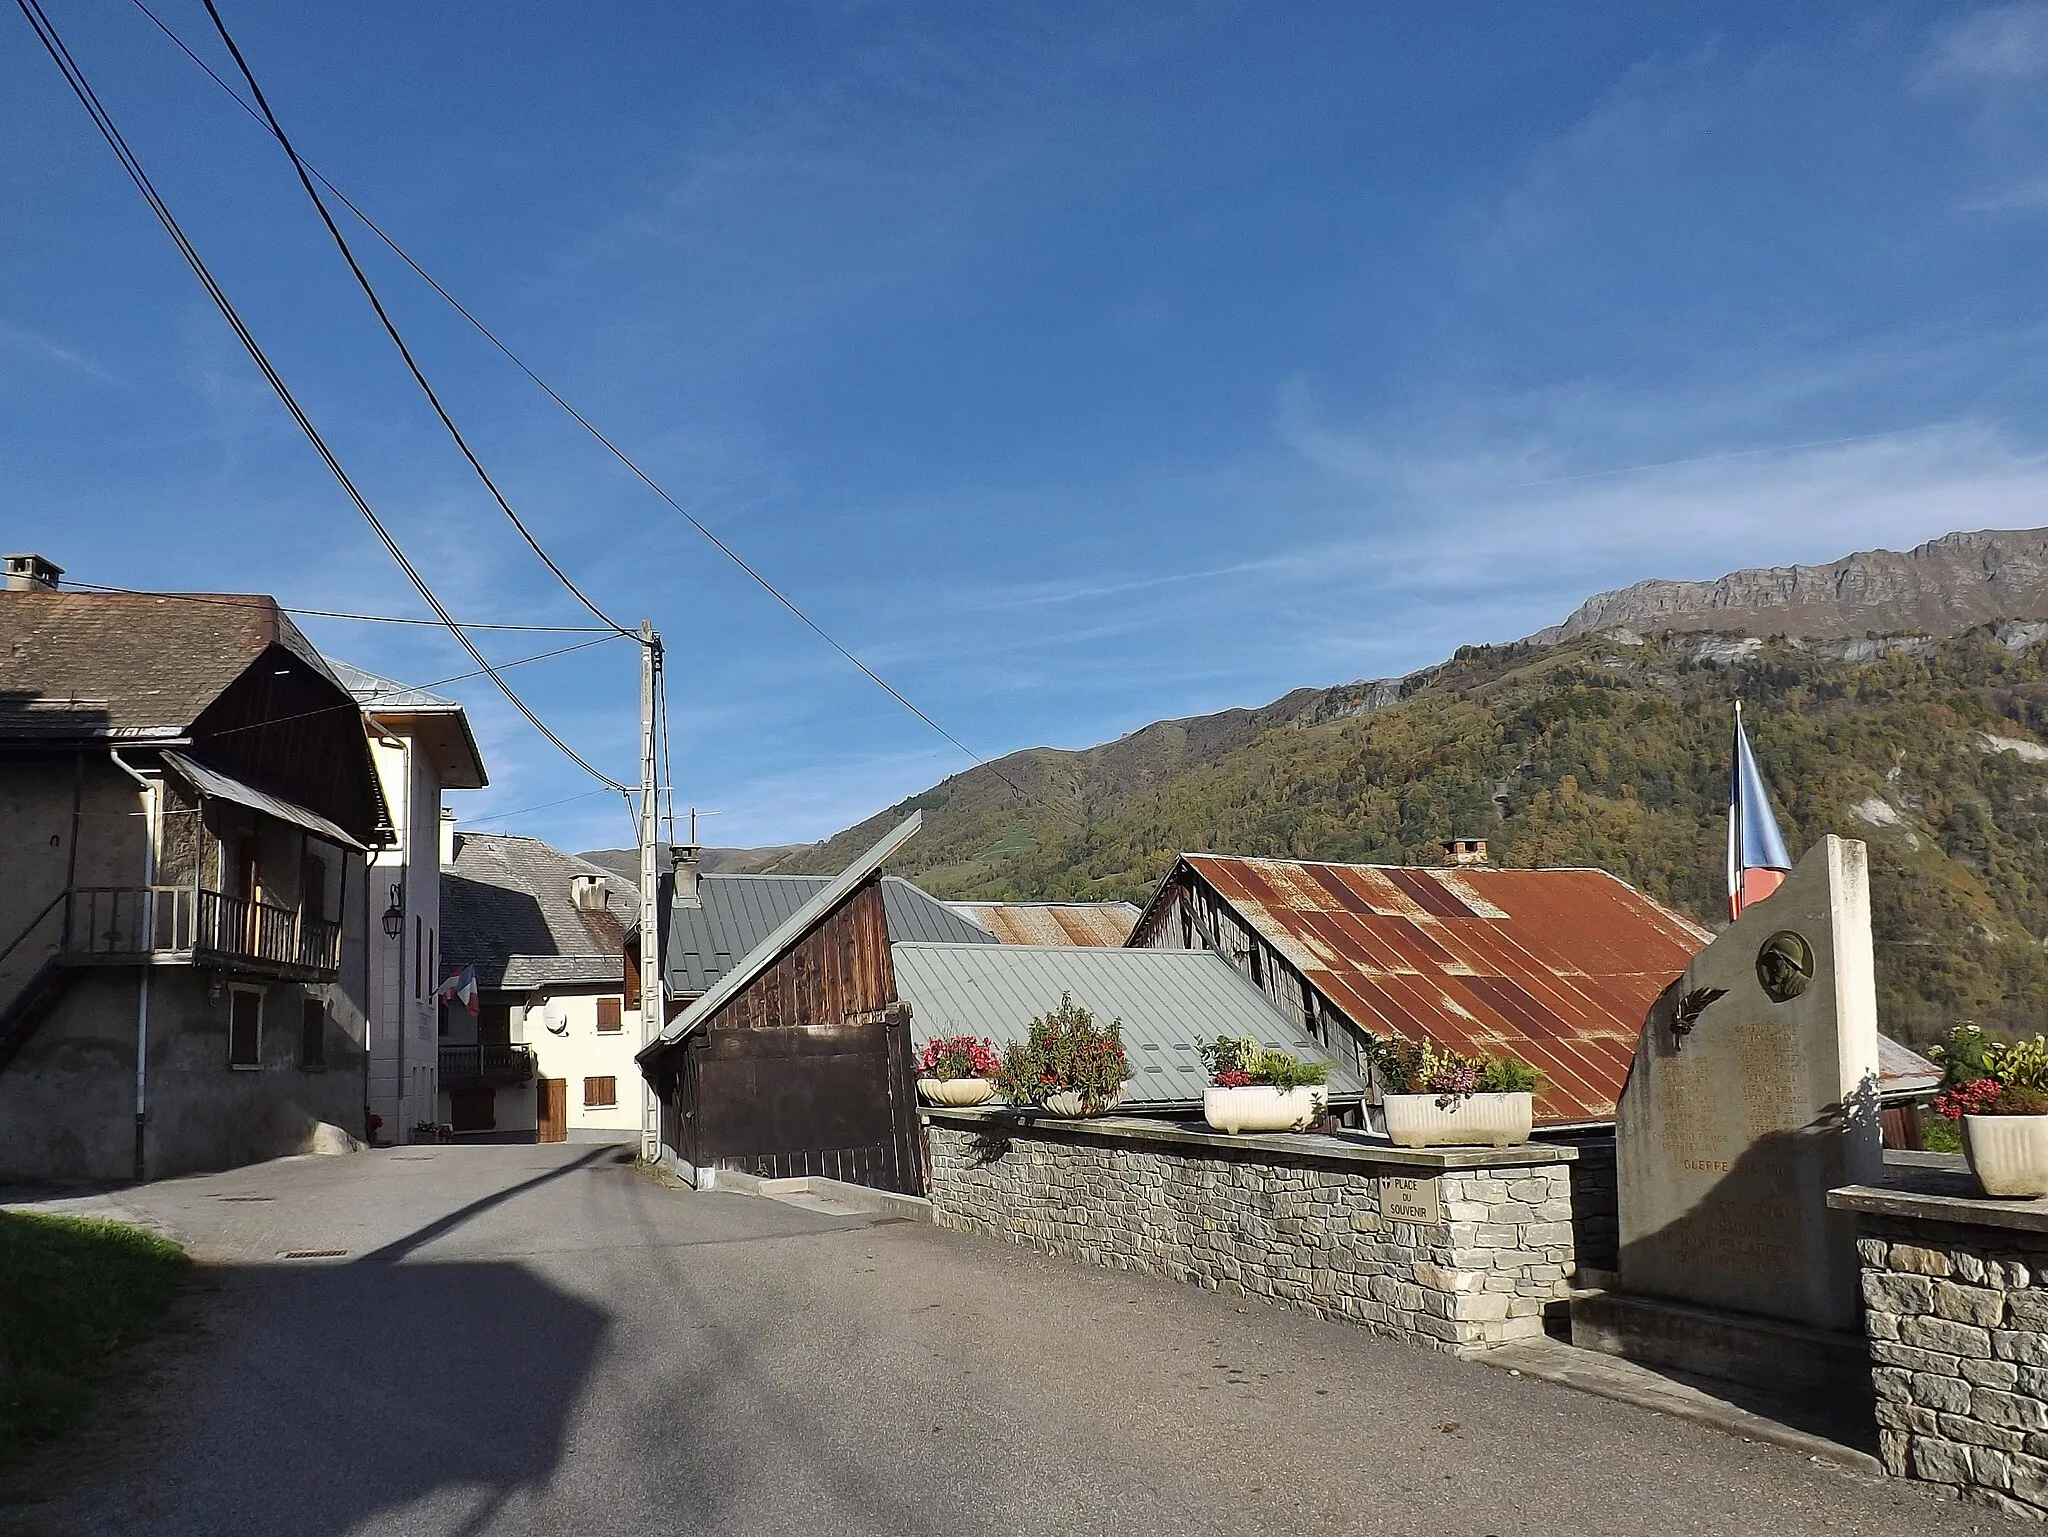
[1543,1132,1618,1274]
[1858,1215,2048,1518]
[926,1113,1576,1356]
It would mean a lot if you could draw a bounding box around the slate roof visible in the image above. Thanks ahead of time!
[440,833,639,990]
[329,658,458,711]
[666,872,994,996]
[950,902,1141,947]
[1133,854,1713,1128]
[0,588,335,737]
[892,942,1367,1111]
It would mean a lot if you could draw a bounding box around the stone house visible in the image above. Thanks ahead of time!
[0,558,391,1182]
[437,832,640,1141]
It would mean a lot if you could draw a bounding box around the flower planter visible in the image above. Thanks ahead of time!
[1963,1114,2048,1199]
[1204,1084,1326,1136]
[918,1077,996,1108]
[1382,1090,1533,1149]
[1036,1081,1132,1119]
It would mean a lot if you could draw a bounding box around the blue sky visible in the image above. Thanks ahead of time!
[6,3,2048,851]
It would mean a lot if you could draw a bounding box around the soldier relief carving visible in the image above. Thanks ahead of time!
[1755,931,1814,1004]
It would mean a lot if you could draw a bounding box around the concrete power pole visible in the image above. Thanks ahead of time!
[638,621,664,1164]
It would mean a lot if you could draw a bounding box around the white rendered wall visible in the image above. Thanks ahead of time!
[515,988,643,1135]
[363,732,444,1143]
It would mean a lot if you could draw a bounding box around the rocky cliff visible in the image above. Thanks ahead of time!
[1527,527,2048,644]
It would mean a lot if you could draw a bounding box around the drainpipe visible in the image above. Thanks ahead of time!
[110,750,157,1184]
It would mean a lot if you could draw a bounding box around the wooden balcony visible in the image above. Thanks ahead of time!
[61,886,342,983]
[439,1043,537,1088]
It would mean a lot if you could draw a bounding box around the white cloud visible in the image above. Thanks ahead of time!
[1924,4,2048,88]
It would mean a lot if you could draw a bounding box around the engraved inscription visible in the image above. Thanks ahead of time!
[1381,1175,1444,1225]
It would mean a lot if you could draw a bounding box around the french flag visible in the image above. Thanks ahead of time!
[1727,700,1794,919]
[438,963,480,1017]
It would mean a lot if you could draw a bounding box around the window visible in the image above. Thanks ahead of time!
[583,1076,617,1108]
[596,997,623,1034]
[414,917,423,999]
[427,928,436,1000]
[228,989,262,1068]
[300,997,326,1068]
[304,853,329,924]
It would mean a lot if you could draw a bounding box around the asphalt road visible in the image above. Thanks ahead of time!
[4,1143,2011,1536]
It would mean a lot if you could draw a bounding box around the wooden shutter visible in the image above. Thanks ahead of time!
[583,1076,617,1108]
[596,997,623,1034]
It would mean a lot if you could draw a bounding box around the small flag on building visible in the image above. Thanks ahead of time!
[1727,700,1794,919]
[438,963,479,1017]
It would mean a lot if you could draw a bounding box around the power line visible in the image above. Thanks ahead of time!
[130,0,1029,805]
[64,578,614,632]
[14,0,630,793]
[194,0,637,643]
[457,787,615,829]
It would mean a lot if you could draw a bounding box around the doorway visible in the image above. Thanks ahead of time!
[537,1078,568,1143]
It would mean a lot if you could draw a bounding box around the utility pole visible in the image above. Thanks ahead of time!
[638,621,664,1164]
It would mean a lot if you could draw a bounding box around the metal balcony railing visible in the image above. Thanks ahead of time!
[439,1043,537,1087]
[62,886,342,977]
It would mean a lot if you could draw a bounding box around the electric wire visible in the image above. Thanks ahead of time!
[13,0,631,793]
[194,0,635,642]
[64,578,614,632]
[129,0,1027,802]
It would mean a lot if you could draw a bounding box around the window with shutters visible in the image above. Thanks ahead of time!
[584,1076,617,1108]
[596,997,623,1034]
[300,997,326,1068]
[228,988,263,1069]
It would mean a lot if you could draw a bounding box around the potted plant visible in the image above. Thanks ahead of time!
[1933,1024,2048,1198]
[1371,1037,1540,1148]
[1197,1035,1329,1135]
[916,1035,1001,1106]
[992,993,1131,1117]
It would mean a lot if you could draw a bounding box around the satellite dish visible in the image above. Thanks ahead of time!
[543,1003,568,1036]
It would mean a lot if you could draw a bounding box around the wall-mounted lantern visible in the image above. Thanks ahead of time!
[381,883,404,940]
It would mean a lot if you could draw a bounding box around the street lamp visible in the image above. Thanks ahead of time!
[381,883,403,940]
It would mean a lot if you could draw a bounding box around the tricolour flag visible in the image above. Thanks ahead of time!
[1727,699,1794,919]
[437,963,479,1017]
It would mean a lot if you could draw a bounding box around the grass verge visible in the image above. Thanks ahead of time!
[0,1211,190,1465]
[1921,1115,1962,1154]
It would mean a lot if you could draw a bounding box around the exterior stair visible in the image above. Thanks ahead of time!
[0,959,77,1075]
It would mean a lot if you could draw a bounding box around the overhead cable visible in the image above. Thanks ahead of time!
[65,579,614,632]
[13,0,630,792]
[131,0,1027,802]
[194,0,637,642]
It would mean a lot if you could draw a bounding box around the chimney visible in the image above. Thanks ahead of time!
[1442,837,1490,867]
[439,807,459,869]
[570,873,610,912]
[671,843,702,908]
[3,554,62,592]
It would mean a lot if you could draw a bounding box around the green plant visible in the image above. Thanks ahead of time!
[992,993,1129,1110]
[1987,1035,2048,1095]
[1930,1021,1991,1088]
[1364,1034,1539,1104]
[0,1212,189,1463]
[1997,1086,2048,1116]
[1197,1035,1330,1091]
[1475,1056,1542,1094]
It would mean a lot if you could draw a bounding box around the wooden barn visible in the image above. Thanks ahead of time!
[637,816,925,1194]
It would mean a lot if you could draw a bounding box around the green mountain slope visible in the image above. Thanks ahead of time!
[797,626,2048,1048]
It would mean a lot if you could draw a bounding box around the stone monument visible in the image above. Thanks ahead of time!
[1575,834,1883,1394]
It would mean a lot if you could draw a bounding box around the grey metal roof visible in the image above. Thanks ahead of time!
[162,750,368,853]
[665,871,991,996]
[328,658,458,711]
[891,942,1366,1111]
[648,814,925,1054]
[440,833,638,991]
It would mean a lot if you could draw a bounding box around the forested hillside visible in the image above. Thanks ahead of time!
[796,626,2048,1048]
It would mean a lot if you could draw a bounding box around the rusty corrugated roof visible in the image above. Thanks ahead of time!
[950,902,1140,947]
[1156,854,1713,1127]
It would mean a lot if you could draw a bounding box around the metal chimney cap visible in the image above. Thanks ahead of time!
[2,553,63,591]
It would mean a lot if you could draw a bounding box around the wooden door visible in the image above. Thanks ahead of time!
[448,1084,495,1133]
[537,1078,568,1143]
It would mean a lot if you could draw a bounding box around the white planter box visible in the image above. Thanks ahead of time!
[1383,1091,1533,1148]
[1204,1084,1326,1136]
[1038,1081,1131,1118]
[1964,1114,2048,1199]
[918,1077,995,1107]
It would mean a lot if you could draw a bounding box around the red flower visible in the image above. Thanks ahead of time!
[1935,1078,2004,1120]
[1212,1070,1255,1088]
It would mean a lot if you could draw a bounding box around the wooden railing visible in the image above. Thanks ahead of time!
[439,1043,537,1086]
[62,886,341,976]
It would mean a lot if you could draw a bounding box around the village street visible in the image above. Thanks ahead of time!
[10,1144,2003,1537]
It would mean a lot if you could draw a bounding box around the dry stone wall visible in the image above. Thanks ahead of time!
[927,1116,1576,1356]
[1859,1215,2048,1518]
